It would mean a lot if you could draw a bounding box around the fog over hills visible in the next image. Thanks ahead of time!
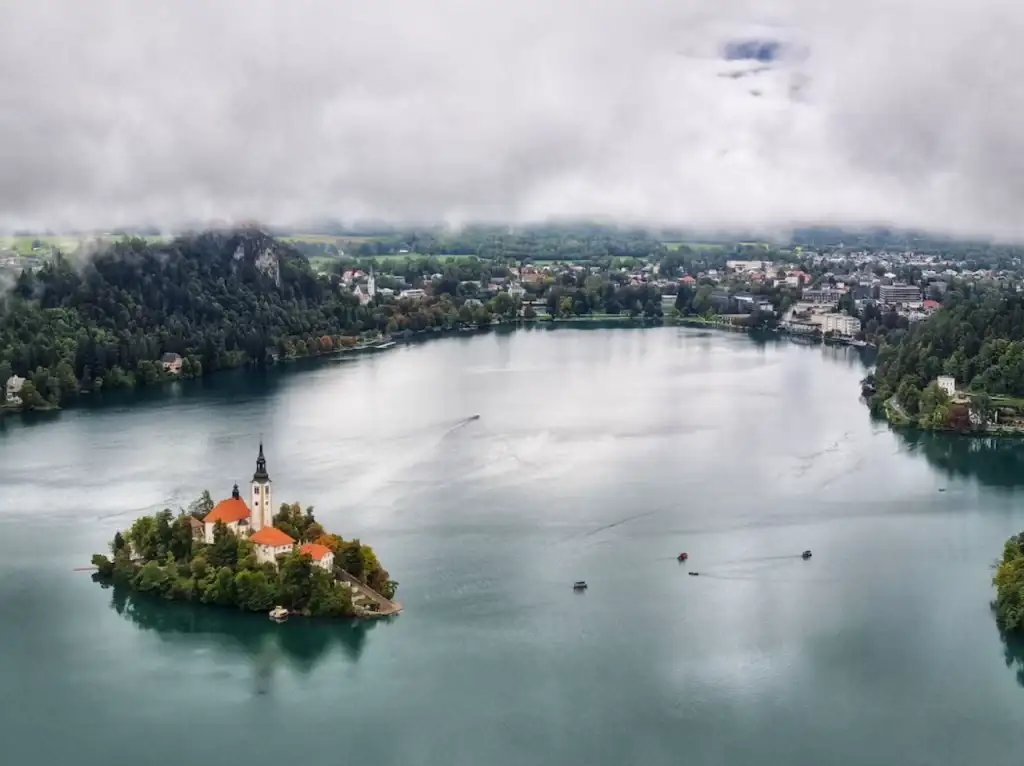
[1,0,1022,239]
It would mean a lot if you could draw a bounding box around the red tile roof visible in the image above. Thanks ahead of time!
[250,526,296,547]
[923,299,940,310]
[204,496,251,525]
[299,543,332,561]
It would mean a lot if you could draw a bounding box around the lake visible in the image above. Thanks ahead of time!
[3,326,1024,765]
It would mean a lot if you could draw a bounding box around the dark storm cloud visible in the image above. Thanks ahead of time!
[0,0,1022,238]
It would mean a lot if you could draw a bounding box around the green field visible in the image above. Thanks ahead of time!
[364,253,479,264]
[0,235,84,254]
[663,241,727,251]
[281,234,379,247]
[0,233,172,255]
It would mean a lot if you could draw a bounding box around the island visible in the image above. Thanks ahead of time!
[91,444,400,619]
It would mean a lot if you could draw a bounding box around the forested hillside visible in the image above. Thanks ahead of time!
[871,285,1024,408]
[0,230,393,408]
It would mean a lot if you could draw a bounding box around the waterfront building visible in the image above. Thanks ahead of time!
[823,314,861,336]
[161,353,183,374]
[5,374,25,405]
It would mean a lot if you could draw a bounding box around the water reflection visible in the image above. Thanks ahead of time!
[897,431,1024,489]
[1000,628,1024,688]
[104,583,385,683]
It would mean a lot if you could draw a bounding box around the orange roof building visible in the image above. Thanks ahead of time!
[251,526,296,547]
[299,542,335,572]
[204,495,251,525]
[202,484,252,543]
[251,526,296,567]
[299,543,331,560]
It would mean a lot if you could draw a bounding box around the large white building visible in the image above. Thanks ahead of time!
[823,314,861,337]
[880,283,922,304]
[937,376,956,398]
[5,374,25,405]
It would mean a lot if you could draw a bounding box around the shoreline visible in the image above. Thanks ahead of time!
[878,395,1024,438]
[2,316,869,428]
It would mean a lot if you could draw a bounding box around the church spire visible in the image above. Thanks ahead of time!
[253,441,270,482]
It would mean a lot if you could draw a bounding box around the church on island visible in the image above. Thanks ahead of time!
[200,444,334,571]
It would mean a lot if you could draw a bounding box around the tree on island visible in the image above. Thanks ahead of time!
[994,532,1024,633]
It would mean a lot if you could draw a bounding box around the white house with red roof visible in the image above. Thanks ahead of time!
[202,488,252,544]
[299,542,335,572]
[252,526,297,566]
[201,444,297,567]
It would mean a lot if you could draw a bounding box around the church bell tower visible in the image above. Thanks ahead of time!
[250,441,272,531]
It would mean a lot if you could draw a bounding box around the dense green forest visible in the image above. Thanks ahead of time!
[868,285,1024,427]
[0,230,523,409]
[91,494,396,617]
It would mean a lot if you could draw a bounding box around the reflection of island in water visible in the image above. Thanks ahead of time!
[897,431,1024,489]
[1000,627,1024,689]
[104,583,388,692]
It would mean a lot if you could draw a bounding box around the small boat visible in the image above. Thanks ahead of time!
[573,581,588,591]
[677,552,689,562]
[469,414,480,421]
[801,550,812,560]
[688,571,699,576]
[269,605,289,622]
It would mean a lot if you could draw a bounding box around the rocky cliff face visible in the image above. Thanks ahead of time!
[231,237,281,287]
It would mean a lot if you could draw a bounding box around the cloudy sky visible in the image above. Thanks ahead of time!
[1,0,1021,237]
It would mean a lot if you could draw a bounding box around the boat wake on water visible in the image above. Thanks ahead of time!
[708,553,805,567]
[440,415,483,438]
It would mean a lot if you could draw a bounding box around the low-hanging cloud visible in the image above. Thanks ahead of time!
[1,0,1022,239]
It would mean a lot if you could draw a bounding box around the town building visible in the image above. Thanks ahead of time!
[937,376,956,398]
[823,313,861,336]
[507,282,526,300]
[726,259,768,272]
[353,284,372,306]
[5,374,25,405]
[161,353,182,374]
[299,543,335,572]
[802,288,844,305]
[879,283,922,304]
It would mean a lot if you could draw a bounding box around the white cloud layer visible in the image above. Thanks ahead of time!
[1,0,1022,238]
